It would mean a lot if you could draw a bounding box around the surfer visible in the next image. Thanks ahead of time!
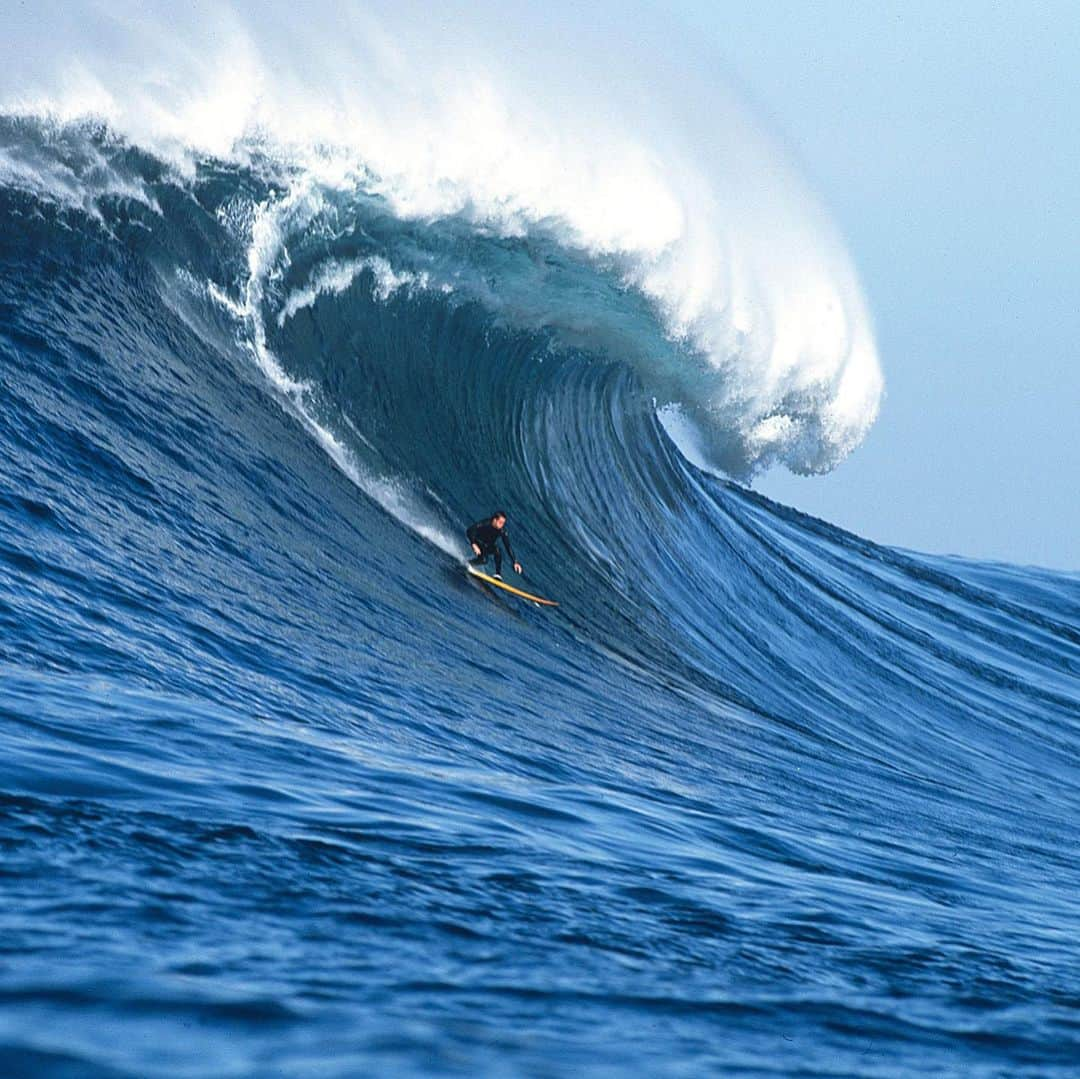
[467,511,522,580]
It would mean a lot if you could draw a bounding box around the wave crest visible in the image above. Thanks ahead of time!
[1,1,883,475]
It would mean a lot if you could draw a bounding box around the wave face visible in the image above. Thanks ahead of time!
[1,66,1078,1079]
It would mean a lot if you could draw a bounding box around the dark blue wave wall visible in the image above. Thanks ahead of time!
[1,121,1078,1078]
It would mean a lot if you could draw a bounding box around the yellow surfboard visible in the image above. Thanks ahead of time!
[467,565,559,607]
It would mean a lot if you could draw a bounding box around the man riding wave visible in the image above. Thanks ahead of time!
[467,511,522,580]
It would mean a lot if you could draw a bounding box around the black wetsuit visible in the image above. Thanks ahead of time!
[467,519,516,576]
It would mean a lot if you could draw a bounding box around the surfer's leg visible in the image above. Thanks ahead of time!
[492,548,503,577]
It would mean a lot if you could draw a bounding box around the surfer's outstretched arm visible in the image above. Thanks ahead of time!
[501,532,522,574]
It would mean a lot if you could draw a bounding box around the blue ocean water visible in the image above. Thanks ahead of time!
[1,116,1078,1078]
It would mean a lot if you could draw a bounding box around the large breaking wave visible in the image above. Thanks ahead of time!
[1,6,1077,1077]
[2,0,881,479]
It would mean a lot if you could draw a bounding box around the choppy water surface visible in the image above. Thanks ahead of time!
[0,115,1077,1077]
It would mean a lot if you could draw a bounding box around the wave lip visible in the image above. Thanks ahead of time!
[1,0,882,477]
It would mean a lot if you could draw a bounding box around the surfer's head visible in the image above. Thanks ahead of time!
[492,512,507,529]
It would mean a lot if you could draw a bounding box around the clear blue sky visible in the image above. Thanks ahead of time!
[678,2,1079,569]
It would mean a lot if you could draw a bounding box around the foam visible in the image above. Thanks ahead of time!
[277,257,437,327]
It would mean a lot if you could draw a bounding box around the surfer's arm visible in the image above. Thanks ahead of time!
[501,531,522,572]
[466,521,483,556]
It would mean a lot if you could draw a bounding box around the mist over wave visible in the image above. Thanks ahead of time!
[1,7,1077,1078]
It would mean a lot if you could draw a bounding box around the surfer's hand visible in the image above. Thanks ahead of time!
[513,562,522,574]
[471,544,482,556]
